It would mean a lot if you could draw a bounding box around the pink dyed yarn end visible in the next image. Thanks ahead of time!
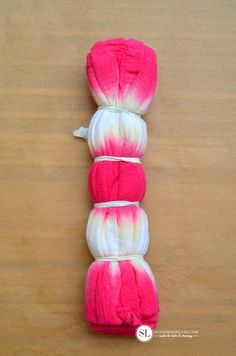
[86,261,160,336]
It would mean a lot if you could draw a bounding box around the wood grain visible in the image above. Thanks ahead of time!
[0,0,235,355]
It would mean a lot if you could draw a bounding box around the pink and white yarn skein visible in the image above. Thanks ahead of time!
[74,38,160,336]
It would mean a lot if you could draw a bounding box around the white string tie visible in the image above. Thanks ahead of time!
[94,201,140,208]
[97,105,142,118]
[94,156,141,164]
[95,254,144,262]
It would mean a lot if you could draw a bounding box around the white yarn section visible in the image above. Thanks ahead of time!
[94,156,141,164]
[87,107,147,157]
[95,254,144,262]
[86,207,149,258]
[94,201,139,208]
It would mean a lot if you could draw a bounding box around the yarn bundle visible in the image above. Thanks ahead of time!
[75,38,160,336]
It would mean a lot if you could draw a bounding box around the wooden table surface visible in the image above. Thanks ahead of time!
[0,1,235,355]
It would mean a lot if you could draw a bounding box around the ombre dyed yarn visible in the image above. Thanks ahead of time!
[76,38,160,336]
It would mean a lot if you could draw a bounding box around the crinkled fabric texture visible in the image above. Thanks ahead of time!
[86,260,159,336]
[87,206,149,258]
[86,38,158,114]
[84,38,160,336]
[87,109,147,158]
[88,161,146,203]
